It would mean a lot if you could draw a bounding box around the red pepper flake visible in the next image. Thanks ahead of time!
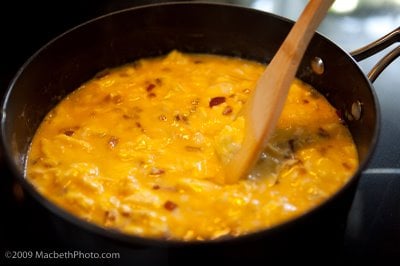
[319,147,327,155]
[209,97,226,108]
[222,106,233,115]
[148,92,156,98]
[155,78,162,85]
[174,114,188,123]
[104,210,118,223]
[302,99,309,104]
[133,106,143,113]
[113,95,123,104]
[288,139,296,153]
[108,136,119,149]
[336,109,346,124]
[12,183,24,202]
[164,200,178,211]
[130,61,141,69]
[185,146,202,152]
[62,126,80,136]
[308,90,320,99]
[146,83,156,92]
[191,98,200,105]
[342,162,352,170]
[95,69,110,79]
[190,106,197,113]
[152,185,160,190]
[159,114,167,121]
[150,167,165,175]
[104,94,123,104]
[317,127,330,138]
[298,167,308,175]
[63,130,75,136]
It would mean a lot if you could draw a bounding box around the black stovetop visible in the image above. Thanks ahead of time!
[1,1,399,265]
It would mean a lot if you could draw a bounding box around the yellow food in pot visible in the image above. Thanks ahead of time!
[26,51,358,241]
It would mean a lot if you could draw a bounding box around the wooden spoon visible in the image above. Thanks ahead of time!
[224,0,334,184]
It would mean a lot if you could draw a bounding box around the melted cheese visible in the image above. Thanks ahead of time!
[26,51,358,241]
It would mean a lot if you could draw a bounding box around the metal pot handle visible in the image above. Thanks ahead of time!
[350,27,400,83]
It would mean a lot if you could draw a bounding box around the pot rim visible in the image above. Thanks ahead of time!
[0,1,381,247]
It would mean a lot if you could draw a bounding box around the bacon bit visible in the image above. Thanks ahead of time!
[63,130,75,136]
[185,146,202,152]
[148,92,156,98]
[108,136,119,149]
[164,200,178,211]
[222,106,233,115]
[317,127,330,138]
[146,83,156,92]
[152,185,160,190]
[150,167,165,175]
[209,97,226,108]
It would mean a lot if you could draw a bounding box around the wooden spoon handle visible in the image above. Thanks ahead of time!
[225,0,334,184]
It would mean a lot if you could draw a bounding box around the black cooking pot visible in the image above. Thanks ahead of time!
[1,2,399,264]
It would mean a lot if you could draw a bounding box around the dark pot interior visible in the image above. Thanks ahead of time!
[0,2,379,263]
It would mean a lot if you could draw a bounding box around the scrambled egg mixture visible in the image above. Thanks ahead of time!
[26,51,358,240]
